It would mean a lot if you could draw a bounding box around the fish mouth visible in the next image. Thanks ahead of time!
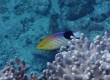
[37,44,45,50]
[36,44,41,50]
[37,45,42,50]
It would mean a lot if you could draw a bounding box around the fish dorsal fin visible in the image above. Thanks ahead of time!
[73,31,80,39]
[63,31,73,39]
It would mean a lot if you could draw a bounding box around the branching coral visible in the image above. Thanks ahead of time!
[0,57,39,80]
[40,31,110,80]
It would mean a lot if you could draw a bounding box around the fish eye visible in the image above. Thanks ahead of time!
[40,44,44,47]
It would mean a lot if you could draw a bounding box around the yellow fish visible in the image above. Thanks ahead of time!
[37,31,80,50]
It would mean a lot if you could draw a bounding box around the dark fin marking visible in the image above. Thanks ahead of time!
[63,31,73,39]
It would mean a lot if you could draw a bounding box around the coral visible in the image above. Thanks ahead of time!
[0,57,39,80]
[1,31,110,80]
[39,31,110,80]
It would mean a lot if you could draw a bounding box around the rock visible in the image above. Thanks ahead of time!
[35,0,51,15]
[89,1,110,22]
[89,23,104,31]
[0,60,3,66]
[49,13,59,33]
[58,0,94,21]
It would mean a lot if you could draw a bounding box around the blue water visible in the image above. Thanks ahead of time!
[0,0,110,77]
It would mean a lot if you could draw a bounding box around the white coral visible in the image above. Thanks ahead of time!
[40,31,110,80]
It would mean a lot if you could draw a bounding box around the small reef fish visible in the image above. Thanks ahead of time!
[37,31,81,50]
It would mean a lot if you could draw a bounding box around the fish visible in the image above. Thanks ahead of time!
[37,31,81,50]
